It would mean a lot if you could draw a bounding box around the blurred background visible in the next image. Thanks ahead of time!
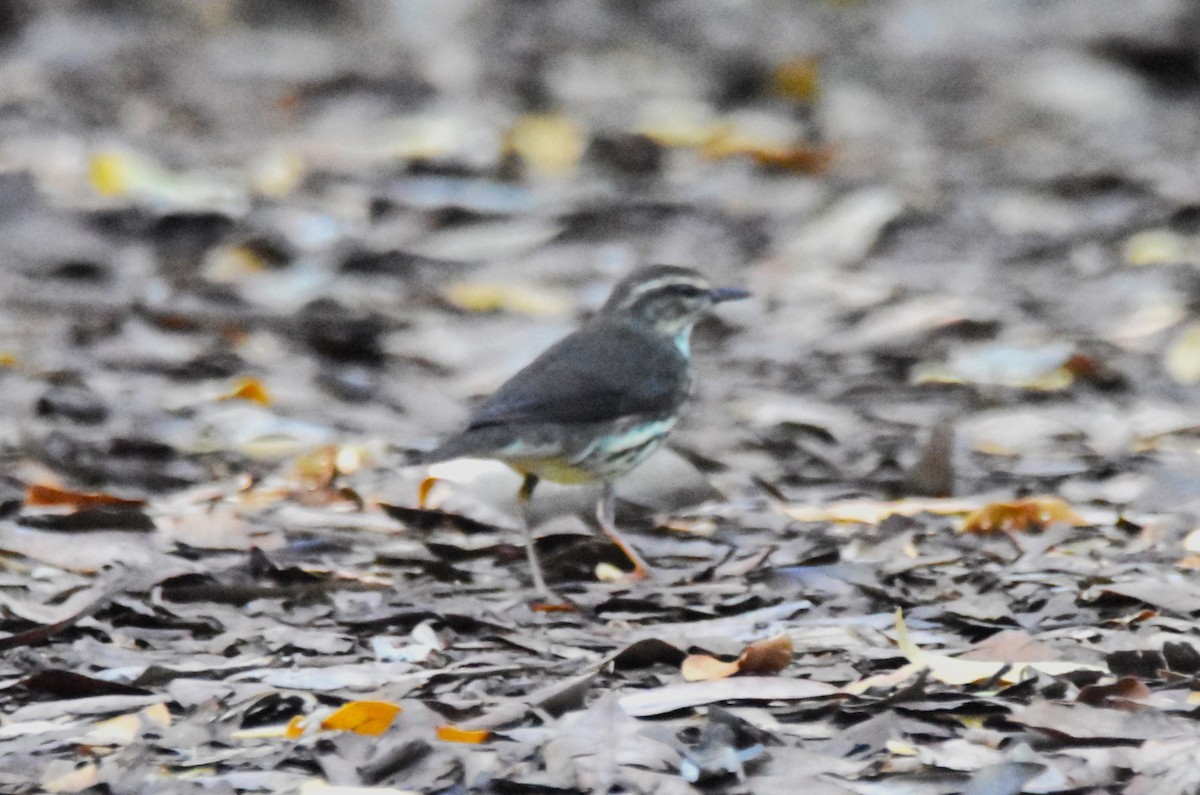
[2,0,1200,509]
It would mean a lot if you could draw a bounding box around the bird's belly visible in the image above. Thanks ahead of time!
[503,416,677,484]
[573,416,677,480]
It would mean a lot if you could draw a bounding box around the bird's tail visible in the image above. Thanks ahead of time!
[419,425,517,465]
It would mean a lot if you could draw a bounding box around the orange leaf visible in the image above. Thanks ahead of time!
[284,715,306,739]
[319,701,401,736]
[961,497,1084,534]
[221,377,271,406]
[681,654,742,682]
[436,725,491,744]
[736,633,794,676]
[26,484,146,510]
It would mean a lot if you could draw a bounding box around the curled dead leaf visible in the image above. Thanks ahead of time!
[1077,677,1152,711]
[25,483,146,510]
[961,497,1084,534]
[681,634,794,682]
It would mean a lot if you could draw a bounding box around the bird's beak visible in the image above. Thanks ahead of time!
[709,286,751,303]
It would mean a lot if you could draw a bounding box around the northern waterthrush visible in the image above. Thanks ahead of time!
[424,265,749,594]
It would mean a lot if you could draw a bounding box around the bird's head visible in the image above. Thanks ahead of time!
[600,265,750,350]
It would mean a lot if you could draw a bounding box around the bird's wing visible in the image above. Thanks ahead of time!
[466,319,688,428]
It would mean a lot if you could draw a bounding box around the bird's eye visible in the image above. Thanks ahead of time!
[666,283,705,298]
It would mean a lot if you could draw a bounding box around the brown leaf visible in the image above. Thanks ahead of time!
[25,483,145,510]
[680,634,793,682]
[737,633,794,676]
[961,497,1085,534]
[1077,677,1153,711]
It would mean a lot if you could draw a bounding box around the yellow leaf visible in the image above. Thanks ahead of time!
[505,114,586,176]
[0,351,16,367]
[1123,228,1200,267]
[1165,322,1200,384]
[443,282,571,317]
[220,377,272,406]
[894,609,1104,686]
[89,152,133,197]
[320,701,401,736]
[773,57,822,103]
[961,497,1084,534]
[285,714,307,739]
[436,725,491,744]
[417,475,443,509]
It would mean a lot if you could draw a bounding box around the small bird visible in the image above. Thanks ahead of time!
[424,265,749,595]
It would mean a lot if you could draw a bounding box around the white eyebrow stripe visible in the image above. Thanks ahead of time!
[622,276,710,301]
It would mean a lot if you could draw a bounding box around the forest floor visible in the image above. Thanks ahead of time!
[3,2,1200,793]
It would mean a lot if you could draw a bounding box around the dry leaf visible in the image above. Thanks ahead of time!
[505,113,586,176]
[1077,677,1152,710]
[682,634,793,682]
[894,609,1104,685]
[681,654,741,681]
[43,762,99,794]
[220,376,272,406]
[739,634,794,675]
[784,496,983,524]
[620,677,837,717]
[25,483,146,510]
[319,700,402,736]
[961,497,1085,534]
[1123,228,1200,267]
[1165,322,1200,384]
[436,725,491,744]
[442,282,572,317]
[773,56,821,102]
[88,151,135,197]
[80,703,171,746]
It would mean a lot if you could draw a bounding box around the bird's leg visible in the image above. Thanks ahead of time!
[597,481,654,581]
[518,474,551,596]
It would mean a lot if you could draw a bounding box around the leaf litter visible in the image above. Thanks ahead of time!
[2,2,1200,793]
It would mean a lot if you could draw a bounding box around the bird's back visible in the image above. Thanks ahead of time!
[425,317,690,467]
